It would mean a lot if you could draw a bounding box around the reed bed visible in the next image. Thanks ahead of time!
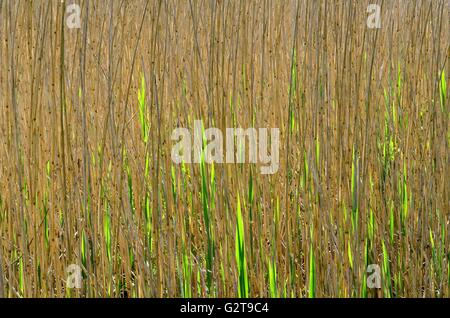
[0,0,448,297]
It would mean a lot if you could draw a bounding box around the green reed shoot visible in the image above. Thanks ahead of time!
[235,195,248,298]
